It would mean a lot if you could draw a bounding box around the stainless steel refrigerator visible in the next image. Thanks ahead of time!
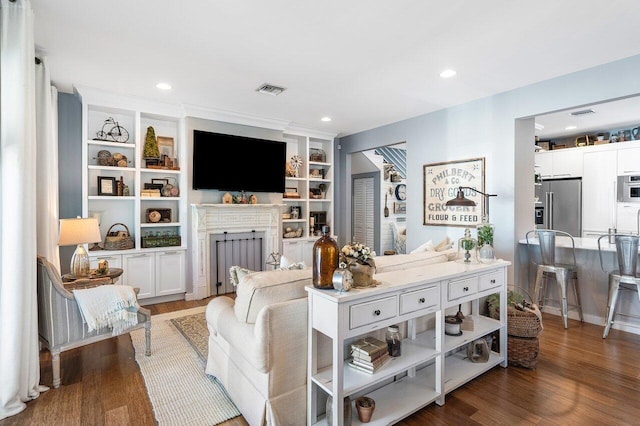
[535,178,582,237]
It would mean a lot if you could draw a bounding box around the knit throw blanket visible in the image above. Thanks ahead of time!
[73,285,140,336]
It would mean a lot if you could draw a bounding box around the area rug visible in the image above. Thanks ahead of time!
[130,306,241,426]
[170,311,208,362]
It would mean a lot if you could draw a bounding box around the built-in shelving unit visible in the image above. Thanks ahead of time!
[76,86,187,302]
[281,131,335,264]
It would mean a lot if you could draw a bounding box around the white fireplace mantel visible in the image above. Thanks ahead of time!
[191,204,285,299]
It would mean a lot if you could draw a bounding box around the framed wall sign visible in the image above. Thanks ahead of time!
[423,157,485,227]
[97,176,117,196]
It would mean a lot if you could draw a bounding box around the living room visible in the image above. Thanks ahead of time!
[3,1,640,425]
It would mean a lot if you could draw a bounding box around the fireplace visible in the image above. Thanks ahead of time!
[191,204,283,299]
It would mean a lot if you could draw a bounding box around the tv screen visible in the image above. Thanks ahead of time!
[192,130,286,193]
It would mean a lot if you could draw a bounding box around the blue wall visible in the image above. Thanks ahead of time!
[336,54,640,284]
[57,92,82,273]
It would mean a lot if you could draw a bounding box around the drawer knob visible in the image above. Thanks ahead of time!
[419,297,425,303]
[463,286,469,292]
[374,309,381,316]
[490,279,496,284]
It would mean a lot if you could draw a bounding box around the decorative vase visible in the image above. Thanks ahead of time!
[355,396,375,423]
[349,262,375,288]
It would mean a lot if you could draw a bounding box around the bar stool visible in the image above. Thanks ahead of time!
[526,229,584,329]
[597,234,640,339]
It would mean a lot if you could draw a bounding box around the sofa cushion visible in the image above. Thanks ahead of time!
[234,268,312,323]
[375,248,457,274]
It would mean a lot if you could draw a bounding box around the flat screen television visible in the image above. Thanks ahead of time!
[192,130,286,193]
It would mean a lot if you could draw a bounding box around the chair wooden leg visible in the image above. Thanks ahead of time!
[51,349,61,388]
[603,276,620,339]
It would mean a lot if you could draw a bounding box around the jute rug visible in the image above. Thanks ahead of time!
[130,306,241,426]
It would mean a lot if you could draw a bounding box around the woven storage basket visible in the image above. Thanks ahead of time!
[507,306,543,338]
[103,223,134,250]
[508,335,539,369]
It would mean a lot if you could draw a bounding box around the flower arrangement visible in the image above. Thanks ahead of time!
[340,242,376,268]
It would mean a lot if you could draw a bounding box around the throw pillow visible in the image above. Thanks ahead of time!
[229,265,256,286]
[410,240,434,254]
[435,236,453,252]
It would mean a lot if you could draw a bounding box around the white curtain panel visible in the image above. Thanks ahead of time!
[0,0,49,420]
[35,57,60,270]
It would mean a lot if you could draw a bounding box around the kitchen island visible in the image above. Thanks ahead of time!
[517,235,640,335]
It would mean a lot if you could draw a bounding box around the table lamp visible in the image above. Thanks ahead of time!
[59,217,102,277]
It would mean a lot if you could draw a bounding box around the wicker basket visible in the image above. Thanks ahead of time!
[508,306,543,338]
[508,335,539,369]
[103,223,134,250]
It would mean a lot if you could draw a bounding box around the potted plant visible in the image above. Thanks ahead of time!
[355,396,375,423]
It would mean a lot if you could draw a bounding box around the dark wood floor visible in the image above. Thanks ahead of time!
[2,297,639,425]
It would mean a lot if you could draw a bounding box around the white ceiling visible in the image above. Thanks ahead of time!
[31,1,640,137]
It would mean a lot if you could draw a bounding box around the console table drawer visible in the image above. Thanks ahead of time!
[400,285,439,315]
[350,296,398,329]
[479,270,503,292]
[448,277,478,301]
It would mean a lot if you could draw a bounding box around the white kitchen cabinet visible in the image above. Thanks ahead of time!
[582,150,617,234]
[306,260,508,425]
[617,146,640,175]
[536,148,583,179]
[616,203,640,234]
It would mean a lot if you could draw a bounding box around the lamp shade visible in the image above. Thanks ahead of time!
[445,188,477,207]
[59,217,102,246]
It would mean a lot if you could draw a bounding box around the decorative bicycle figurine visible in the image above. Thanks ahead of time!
[94,117,129,143]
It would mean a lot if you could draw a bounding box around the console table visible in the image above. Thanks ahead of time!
[306,259,509,425]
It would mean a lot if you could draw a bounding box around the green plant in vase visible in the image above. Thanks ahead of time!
[477,222,494,246]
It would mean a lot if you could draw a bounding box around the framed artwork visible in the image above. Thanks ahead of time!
[423,157,485,227]
[393,202,406,214]
[157,136,174,158]
[97,176,117,196]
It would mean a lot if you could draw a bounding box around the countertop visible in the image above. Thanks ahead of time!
[519,236,621,252]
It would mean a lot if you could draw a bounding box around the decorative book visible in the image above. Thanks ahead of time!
[350,336,387,359]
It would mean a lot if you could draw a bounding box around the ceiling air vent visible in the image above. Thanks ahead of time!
[569,109,595,116]
[256,83,286,96]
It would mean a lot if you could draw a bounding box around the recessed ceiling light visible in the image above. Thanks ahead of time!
[565,125,577,130]
[156,82,171,90]
[321,117,332,122]
[440,69,457,78]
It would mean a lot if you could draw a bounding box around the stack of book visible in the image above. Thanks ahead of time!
[349,336,389,374]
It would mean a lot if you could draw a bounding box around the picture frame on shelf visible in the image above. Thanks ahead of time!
[151,178,169,187]
[157,136,174,158]
[290,206,301,219]
[97,176,117,196]
[144,183,164,191]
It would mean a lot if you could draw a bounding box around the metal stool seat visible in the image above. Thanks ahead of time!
[598,234,640,339]
[526,229,584,329]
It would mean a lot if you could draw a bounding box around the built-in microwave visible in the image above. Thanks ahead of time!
[617,175,640,202]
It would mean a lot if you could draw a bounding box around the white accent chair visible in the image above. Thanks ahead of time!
[36,256,151,388]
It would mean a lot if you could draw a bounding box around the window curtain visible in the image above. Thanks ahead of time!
[0,0,49,420]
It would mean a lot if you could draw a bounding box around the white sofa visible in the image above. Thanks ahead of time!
[205,248,457,425]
